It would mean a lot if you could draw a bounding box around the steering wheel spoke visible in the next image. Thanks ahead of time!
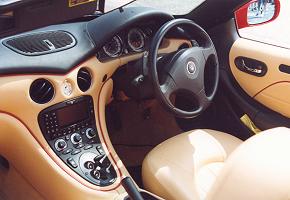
[202,45,217,62]
[197,89,211,110]
[160,75,177,101]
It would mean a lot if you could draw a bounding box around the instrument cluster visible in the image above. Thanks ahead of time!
[97,26,154,61]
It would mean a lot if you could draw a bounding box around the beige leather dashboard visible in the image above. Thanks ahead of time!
[229,38,290,118]
[0,38,188,200]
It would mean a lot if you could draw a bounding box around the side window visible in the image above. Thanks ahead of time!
[235,0,290,49]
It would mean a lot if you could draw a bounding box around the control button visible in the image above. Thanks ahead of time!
[84,145,93,150]
[54,139,67,152]
[96,146,104,155]
[88,139,95,144]
[76,143,85,149]
[67,158,78,168]
[51,133,57,139]
[86,128,96,139]
[71,133,82,145]
[71,149,81,155]
[91,169,101,180]
[84,161,95,170]
[65,135,70,141]
[62,148,73,155]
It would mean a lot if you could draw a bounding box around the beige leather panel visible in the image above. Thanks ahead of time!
[0,114,118,200]
[255,82,290,118]
[0,57,124,192]
[229,38,290,118]
[0,166,45,200]
[142,129,242,200]
[206,127,290,200]
[196,162,223,200]
[0,38,186,199]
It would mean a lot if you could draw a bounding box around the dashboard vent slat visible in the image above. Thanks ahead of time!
[77,68,92,92]
[3,31,76,56]
[30,79,54,104]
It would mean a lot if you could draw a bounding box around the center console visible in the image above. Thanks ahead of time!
[38,95,117,186]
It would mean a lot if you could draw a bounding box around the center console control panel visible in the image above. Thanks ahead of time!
[38,96,117,186]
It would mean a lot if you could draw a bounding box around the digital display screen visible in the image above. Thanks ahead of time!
[56,100,89,128]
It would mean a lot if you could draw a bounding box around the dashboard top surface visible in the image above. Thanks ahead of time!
[0,7,173,76]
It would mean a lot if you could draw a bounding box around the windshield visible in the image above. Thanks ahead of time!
[105,0,206,15]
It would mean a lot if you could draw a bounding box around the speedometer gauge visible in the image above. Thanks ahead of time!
[128,28,145,52]
[103,36,123,58]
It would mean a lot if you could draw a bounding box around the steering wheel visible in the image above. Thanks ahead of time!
[149,19,219,118]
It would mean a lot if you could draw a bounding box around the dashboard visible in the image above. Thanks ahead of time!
[0,6,192,200]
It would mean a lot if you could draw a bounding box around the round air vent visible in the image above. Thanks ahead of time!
[29,79,54,104]
[77,68,92,92]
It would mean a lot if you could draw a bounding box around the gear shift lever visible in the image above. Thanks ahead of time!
[121,177,144,200]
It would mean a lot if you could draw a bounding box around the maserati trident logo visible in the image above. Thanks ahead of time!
[187,61,197,74]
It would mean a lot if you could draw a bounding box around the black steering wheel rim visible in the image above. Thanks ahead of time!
[149,18,219,118]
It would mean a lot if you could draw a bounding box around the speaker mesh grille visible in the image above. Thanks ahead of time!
[3,31,76,56]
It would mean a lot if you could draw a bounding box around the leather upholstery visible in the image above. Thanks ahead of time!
[206,127,290,200]
[142,128,290,200]
[142,129,242,200]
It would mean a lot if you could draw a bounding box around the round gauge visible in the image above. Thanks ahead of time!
[103,36,123,58]
[128,28,145,52]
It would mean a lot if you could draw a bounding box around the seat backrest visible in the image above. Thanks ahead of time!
[206,127,290,200]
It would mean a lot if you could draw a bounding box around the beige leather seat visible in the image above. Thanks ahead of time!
[142,128,290,200]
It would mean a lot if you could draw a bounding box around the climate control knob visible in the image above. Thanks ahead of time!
[86,128,96,139]
[71,133,82,144]
[55,139,67,151]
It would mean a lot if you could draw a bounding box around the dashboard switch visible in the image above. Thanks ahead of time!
[67,158,78,168]
[54,139,67,152]
[71,149,81,155]
[86,128,96,139]
[71,133,82,144]
[84,161,95,170]
[97,145,105,155]
[62,148,72,155]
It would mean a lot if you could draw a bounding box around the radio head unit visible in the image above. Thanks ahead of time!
[38,95,117,187]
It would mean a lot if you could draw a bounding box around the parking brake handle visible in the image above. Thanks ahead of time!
[121,177,144,200]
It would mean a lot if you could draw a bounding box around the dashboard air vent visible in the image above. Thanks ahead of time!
[3,31,76,56]
[77,68,92,92]
[30,79,54,104]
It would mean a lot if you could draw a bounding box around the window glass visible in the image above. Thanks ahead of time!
[237,0,290,49]
[105,0,206,15]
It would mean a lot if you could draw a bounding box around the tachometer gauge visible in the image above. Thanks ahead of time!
[103,36,123,58]
[128,28,145,52]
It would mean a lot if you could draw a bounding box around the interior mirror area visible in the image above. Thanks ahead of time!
[247,0,276,25]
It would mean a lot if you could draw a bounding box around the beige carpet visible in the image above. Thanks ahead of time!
[107,99,182,166]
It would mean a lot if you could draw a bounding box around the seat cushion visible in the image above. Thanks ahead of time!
[142,129,242,200]
[206,127,290,200]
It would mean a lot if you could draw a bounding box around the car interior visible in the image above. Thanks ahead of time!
[0,0,290,200]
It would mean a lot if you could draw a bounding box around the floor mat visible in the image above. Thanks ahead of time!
[106,99,182,166]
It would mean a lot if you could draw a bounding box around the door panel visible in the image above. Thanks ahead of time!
[255,82,290,118]
[230,38,290,118]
